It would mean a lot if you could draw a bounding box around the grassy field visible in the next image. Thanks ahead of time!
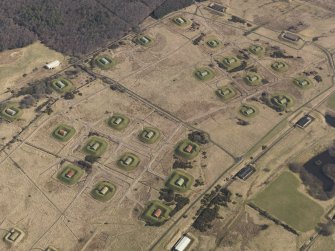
[250,171,324,232]
[309,236,335,251]
[327,93,335,110]
[0,42,64,86]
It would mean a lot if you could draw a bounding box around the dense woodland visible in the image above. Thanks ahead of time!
[0,0,194,55]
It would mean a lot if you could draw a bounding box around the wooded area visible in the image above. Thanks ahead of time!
[0,0,194,55]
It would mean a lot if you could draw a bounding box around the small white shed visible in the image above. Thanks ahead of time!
[45,60,60,69]
[173,236,191,251]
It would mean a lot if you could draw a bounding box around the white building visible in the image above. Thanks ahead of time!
[5,108,17,116]
[123,156,134,166]
[55,80,66,89]
[220,88,231,96]
[99,57,110,65]
[46,60,60,69]
[175,17,186,24]
[99,186,109,195]
[145,131,155,139]
[89,142,101,151]
[139,36,150,44]
[247,75,258,82]
[175,177,185,187]
[225,57,237,65]
[173,236,191,251]
[113,117,123,125]
[199,70,209,77]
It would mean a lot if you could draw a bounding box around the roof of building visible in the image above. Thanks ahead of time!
[173,236,191,251]
[176,17,186,23]
[175,177,185,187]
[296,115,313,128]
[184,144,193,153]
[58,129,68,136]
[99,186,109,195]
[236,165,256,180]
[123,156,134,165]
[282,32,301,42]
[220,88,231,95]
[5,108,17,116]
[89,142,100,150]
[145,130,155,139]
[153,208,162,218]
[65,169,75,178]
[208,3,226,13]
[46,60,60,69]
[113,117,123,124]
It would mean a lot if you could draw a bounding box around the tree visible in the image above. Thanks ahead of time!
[192,205,219,232]
[85,155,100,164]
[317,222,335,236]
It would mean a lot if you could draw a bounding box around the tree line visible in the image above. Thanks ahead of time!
[0,0,196,55]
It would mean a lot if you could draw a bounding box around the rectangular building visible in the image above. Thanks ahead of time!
[46,60,60,69]
[173,236,191,251]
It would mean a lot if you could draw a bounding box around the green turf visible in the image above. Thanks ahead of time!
[216,86,236,101]
[166,170,194,193]
[175,139,200,160]
[94,55,116,70]
[50,78,73,93]
[293,77,312,90]
[91,181,116,202]
[239,104,258,117]
[327,93,335,110]
[244,73,262,86]
[220,56,242,71]
[271,61,289,72]
[107,114,130,131]
[57,164,84,185]
[250,171,324,232]
[194,67,215,81]
[248,44,265,57]
[0,104,22,122]
[142,200,173,225]
[138,127,160,144]
[51,124,76,142]
[83,136,108,157]
[117,152,140,171]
